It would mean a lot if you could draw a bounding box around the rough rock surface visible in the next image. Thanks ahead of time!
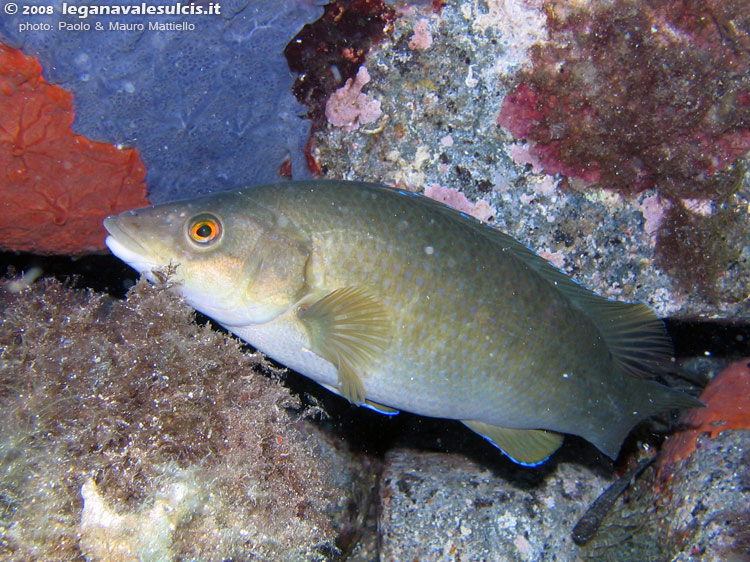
[579,429,750,562]
[579,358,750,561]
[378,448,614,561]
[659,430,750,562]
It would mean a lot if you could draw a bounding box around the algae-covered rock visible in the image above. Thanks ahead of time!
[0,275,340,561]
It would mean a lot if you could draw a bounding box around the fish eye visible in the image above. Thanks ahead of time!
[186,213,223,247]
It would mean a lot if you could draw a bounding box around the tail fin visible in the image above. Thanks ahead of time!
[592,378,703,459]
[639,379,704,414]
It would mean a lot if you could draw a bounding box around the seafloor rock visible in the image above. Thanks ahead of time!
[378,448,614,561]
[0,274,369,561]
[314,0,750,320]
[658,430,750,562]
[654,359,750,561]
[0,0,322,203]
[578,430,750,562]
[579,359,750,561]
[0,45,148,255]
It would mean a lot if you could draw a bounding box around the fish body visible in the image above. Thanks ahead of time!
[104,181,700,465]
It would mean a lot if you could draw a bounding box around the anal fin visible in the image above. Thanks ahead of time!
[463,420,564,466]
[363,399,400,416]
[297,286,391,405]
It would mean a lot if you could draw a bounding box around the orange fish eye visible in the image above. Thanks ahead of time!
[187,214,222,245]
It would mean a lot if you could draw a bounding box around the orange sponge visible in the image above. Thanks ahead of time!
[657,359,750,483]
[0,44,148,255]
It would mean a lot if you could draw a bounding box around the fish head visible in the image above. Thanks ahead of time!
[103,191,312,326]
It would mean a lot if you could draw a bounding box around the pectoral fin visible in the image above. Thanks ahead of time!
[297,286,391,405]
[463,420,564,466]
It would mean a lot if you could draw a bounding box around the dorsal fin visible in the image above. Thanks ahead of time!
[404,189,673,378]
[502,240,673,377]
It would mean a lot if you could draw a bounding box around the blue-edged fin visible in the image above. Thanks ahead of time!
[318,384,399,415]
[363,399,400,416]
[297,286,391,405]
[463,420,564,466]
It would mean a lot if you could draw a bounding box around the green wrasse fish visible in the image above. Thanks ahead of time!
[104,181,700,465]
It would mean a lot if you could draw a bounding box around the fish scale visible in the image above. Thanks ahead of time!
[104,180,702,465]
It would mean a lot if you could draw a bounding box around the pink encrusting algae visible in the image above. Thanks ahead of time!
[408,18,433,50]
[423,184,494,221]
[325,66,383,131]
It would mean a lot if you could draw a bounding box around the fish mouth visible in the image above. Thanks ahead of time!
[103,214,160,274]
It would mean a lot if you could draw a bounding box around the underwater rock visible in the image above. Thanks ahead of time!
[0,0,323,203]
[0,274,353,561]
[0,45,148,255]
[298,421,382,561]
[654,359,750,561]
[378,448,614,561]
[579,429,750,562]
[314,0,750,320]
[579,359,750,561]
[657,430,750,562]
[378,422,749,561]
[498,0,750,313]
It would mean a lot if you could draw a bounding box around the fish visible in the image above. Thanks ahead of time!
[103,180,702,466]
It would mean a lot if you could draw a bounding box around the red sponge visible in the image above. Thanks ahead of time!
[0,44,148,255]
[657,359,750,487]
